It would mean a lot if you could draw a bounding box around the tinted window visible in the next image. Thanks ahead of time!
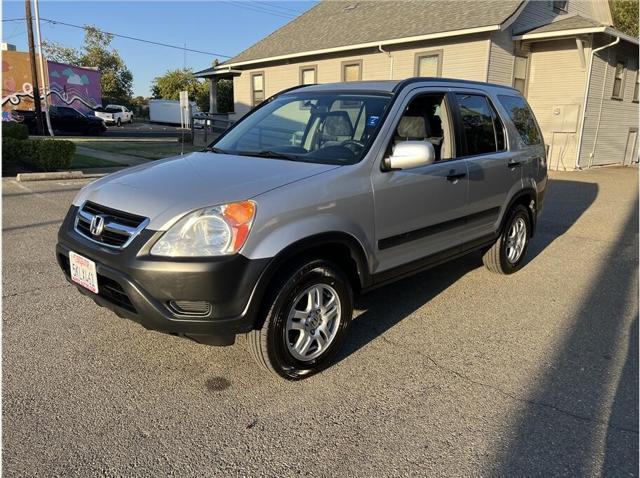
[455,94,504,155]
[498,95,541,145]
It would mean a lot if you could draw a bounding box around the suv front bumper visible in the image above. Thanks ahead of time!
[56,206,270,345]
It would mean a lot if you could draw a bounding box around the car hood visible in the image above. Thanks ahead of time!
[73,151,338,230]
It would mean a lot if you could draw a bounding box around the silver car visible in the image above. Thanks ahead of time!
[57,78,547,379]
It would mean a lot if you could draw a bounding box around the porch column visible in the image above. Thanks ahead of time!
[209,78,218,114]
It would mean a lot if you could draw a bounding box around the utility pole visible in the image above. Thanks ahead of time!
[34,0,54,136]
[25,0,44,135]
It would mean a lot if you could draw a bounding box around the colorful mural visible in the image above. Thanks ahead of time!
[1,51,101,120]
[47,61,101,113]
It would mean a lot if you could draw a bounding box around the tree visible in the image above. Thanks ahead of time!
[43,25,133,101]
[151,68,209,111]
[610,0,639,37]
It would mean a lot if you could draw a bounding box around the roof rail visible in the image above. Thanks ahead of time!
[393,77,520,94]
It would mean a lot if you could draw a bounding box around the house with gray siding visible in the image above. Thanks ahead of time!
[196,0,639,170]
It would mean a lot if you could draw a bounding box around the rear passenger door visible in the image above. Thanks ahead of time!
[450,90,522,241]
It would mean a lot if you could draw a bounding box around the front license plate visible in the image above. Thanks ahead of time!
[69,251,99,294]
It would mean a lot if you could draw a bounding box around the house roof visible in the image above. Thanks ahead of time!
[217,0,524,68]
[513,14,639,45]
[515,15,604,35]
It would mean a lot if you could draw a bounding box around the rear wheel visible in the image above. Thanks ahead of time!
[483,204,531,274]
[247,258,353,380]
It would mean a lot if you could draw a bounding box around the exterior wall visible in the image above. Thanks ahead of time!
[46,61,102,113]
[525,38,590,170]
[487,30,515,85]
[579,38,639,167]
[1,51,48,120]
[231,33,490,119]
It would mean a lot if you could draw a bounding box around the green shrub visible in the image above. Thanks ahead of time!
[3,121,29,140]
[26,139,76,171]
[2,137,35,169]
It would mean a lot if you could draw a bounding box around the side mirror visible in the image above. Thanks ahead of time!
[385,141,436,170]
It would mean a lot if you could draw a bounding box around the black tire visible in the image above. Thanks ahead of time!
[116,118,122,127]
[483,204,531,274]
[247,258,353,380]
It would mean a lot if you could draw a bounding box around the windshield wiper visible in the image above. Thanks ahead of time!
[239,150,299,161]
[204,146,227,154]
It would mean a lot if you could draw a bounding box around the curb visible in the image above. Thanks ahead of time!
[16,171,101,182]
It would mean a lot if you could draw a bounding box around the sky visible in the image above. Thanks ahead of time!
[2,0,317,96]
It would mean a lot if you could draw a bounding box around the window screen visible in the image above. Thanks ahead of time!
[455,94,504,155]
[301,68,316,85]
[612,62,626,99]
[634,70,639,102]
[498,94,542,145]
[513,56,528,94]
[251,73,265,106]
[343,63,361,82]
[416,54,440,77]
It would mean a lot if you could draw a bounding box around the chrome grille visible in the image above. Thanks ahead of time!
[74,201,149,249]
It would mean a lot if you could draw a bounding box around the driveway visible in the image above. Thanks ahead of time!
[2,167,638,477]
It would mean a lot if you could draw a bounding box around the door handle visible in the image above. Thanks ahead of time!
[507,160,522,168]
[446,171,466,182]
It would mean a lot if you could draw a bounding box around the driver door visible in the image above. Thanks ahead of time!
[371,89,470,275]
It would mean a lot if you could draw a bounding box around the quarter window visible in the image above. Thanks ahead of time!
[512,56,529,95]
[497,94,542,145]
[342,61,362,82]
[612,61,626,99]
[251,73,265,106]
[415,52,442,77]
[455,94,505,155]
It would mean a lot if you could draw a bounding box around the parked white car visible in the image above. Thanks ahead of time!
[94,105,133,126]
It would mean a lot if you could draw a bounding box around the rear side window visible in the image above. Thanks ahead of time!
[455,94,505,155]
[497,95,541,145]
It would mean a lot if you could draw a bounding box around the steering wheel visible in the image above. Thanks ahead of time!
[341,139,365,154]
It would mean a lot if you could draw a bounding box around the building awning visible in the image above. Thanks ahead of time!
[513,15,638,45]
[194,67,242,79]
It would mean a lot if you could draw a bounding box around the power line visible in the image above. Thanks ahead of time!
[4,17,232,58]
[252,1,305,14]
[223,1,296,19]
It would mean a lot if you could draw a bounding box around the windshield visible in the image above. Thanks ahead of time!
[212,92,391,165]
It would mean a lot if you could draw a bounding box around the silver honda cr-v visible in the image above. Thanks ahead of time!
[57,78,547,379]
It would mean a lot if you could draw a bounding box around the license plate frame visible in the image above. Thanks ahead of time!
[69,251,99,294]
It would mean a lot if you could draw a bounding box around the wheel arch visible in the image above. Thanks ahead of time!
[501,188,538,236]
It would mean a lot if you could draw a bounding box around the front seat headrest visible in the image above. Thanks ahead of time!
[397,116,427,139]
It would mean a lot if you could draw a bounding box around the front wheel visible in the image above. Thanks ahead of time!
[247,259,353,380]
[483,204,531,274]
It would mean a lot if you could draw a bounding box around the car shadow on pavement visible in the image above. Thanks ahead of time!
[488,197,638,476]
[526,178,598,260]
[337,178,599,365]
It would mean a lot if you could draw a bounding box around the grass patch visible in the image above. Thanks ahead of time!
[79,141,201,160]
[68,154,124,169]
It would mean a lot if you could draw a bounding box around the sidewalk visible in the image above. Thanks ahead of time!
[75,146,150,166]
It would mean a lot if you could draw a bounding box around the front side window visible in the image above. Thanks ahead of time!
[455,94,505,156]
[512,56,529,95]
[251,73,265,106]
[415,52,442,77]
[213,92,391,165]
[393,93,453,161]
[342,61,362,82]
[498,94,542,145]
[612,61,626,99]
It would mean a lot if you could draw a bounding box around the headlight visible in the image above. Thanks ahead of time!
[150,200,256,257]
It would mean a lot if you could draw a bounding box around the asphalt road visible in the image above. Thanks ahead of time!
[3,167,638,477]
